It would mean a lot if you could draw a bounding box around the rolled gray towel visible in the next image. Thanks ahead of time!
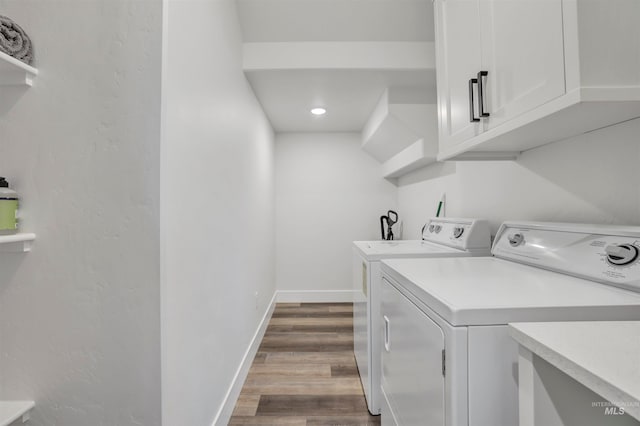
[0,15,33,65]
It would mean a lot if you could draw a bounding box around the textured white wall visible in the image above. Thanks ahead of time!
[398,118,640,237]
[161,0,276,424]
[0,1,162,425]
[275,133,397,296]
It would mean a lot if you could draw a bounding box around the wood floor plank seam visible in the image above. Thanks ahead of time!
[230,302,380,425]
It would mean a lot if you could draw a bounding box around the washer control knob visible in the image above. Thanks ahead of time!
[605,244,639,266]
[434,225,442,233]
[508,233,525,247]
[453,227,464,239]
[428,224,435,233]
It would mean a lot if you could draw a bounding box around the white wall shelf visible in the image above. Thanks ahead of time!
[0,233,36,252]
[0,51,38,87]
[362,88,439,179]
[0,401,34,425]
[382,139,437,179]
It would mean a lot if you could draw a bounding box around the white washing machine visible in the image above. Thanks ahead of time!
[352,218,491,415]
[380,221,640,426]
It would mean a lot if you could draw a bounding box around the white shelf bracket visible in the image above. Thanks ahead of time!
[0,233,36,252]
[0,51,38,87]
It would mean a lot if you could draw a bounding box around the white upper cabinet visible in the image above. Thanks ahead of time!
[479,0,565,130]
[434,0,483,145]
[435,0,640,161]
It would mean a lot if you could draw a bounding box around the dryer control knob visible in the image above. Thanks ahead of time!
[434,225,442,233]
[605,244,639,266]
[453,227,464,239]
[508,233,525,247]
[428,224,435,233]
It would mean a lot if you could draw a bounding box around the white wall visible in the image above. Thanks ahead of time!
[398,118,640,237]
[0,1,162,425]
[275,133,397,300]
[161,0,276,425]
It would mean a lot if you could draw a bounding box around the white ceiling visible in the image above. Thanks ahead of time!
[246,69,436,133]
[236,0,436,133]
[236,0,434,42]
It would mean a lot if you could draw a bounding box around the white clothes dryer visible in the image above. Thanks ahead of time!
[352,218,491,415]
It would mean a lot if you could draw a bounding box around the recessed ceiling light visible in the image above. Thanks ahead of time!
[311,107,327,116]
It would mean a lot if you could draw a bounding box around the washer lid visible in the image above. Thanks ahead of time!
[353,239,464,261]
[382,257,640,326]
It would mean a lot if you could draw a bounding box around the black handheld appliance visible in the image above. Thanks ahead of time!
[380,210,398,240]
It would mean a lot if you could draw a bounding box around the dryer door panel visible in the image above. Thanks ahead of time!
[381,278,446,426]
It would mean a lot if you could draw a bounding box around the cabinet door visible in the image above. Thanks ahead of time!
[479,0,565,130]
[435,0,483,149]
[381,279,445,426]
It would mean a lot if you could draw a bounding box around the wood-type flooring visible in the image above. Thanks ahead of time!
[229,302,380,425]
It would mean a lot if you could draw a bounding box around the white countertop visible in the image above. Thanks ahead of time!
[509,321,640,421]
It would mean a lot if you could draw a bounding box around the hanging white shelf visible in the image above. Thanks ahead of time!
[0,233,36,252]
[361,88,440,179]
[0,401,34,425]
[0,51,38,86]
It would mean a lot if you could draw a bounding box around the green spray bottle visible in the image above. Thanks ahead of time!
[0,177,18,235]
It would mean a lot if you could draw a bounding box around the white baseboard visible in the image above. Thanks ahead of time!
[213,291,277,426]
[212,289,354,425]
[276,289,356,303]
